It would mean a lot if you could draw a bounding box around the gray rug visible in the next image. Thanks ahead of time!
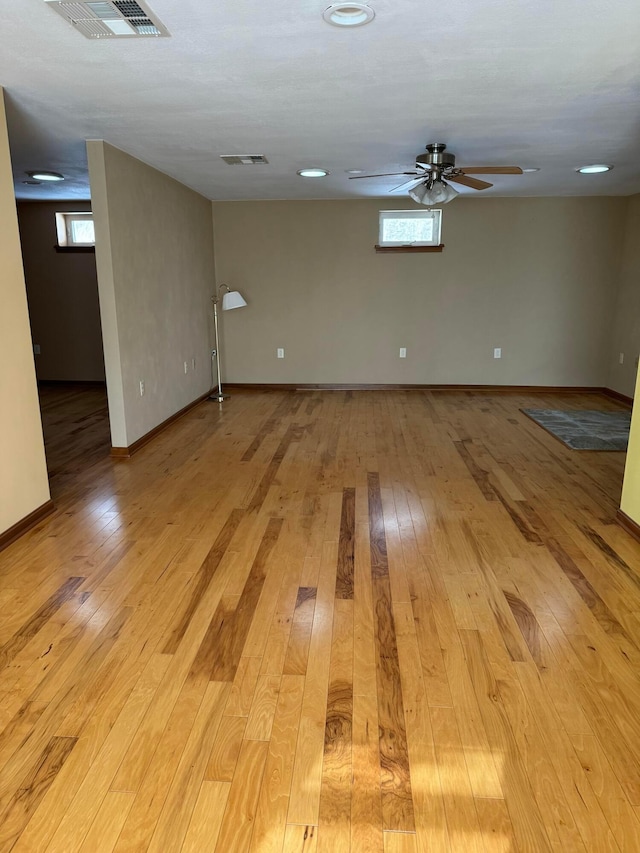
[521,409,631,451]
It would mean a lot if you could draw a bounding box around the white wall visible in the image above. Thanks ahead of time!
[0,89,50,535]
[88,141,215,448]
[212,197,626,386]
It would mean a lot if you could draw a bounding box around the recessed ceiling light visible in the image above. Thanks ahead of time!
[346,169,364,174]
[23,180,42,185]
[297,168,329,178]
[323,3,375,27]
[26,170,65,182]
[577,164,612,174]
[522,167,540,173]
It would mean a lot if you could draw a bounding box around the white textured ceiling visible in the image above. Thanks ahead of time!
[3,0,640,201]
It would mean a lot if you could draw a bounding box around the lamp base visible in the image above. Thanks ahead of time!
[208,393,229,402]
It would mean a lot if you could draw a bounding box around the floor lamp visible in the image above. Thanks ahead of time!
[209,284,247,402]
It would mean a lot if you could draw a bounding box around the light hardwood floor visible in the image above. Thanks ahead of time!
[1,387,639,852]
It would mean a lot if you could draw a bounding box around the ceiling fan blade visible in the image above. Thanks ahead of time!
[389,177,424,193]
[448,174,493,191]
[348,171,420,180]
[459,166,523,175]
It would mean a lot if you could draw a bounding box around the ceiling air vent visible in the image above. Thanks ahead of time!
[43,0,170,38]
[220,155,269,166]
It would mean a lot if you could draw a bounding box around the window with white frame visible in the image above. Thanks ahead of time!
[55,212,95,247]
[378,209,442,247]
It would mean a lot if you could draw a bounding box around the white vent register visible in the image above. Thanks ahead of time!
[44,0,170,38]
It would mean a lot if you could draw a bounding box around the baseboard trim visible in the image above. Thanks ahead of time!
[225,383,618,394]
[602,387,634,407]
[110,390,212,459]
[0,499,55,553]
[38,379,107,387]
[616,509,640,544]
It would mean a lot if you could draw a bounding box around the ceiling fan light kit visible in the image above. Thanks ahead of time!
[322,2,375,27]
[409,180,458,206]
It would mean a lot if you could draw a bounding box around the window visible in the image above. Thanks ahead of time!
[55,212,95,247]
[378,209,442,247]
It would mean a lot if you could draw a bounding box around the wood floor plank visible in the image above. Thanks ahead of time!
[214,738,269,851]
[335,487,355,600]
[460,629,553,852]
[78,790,134,853]
[250,674,305,853]
[205,714,247,781]
[205,517,284,682]
[368,472,415,833]
[146,681,230,853]
[282,823,318,852]
[0,735,76,850]
[180,780,230,853]
[317,598,354,852]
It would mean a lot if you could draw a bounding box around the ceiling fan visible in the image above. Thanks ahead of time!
[350,143,523,205]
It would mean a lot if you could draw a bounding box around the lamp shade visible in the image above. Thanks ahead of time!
[221,290,247,310]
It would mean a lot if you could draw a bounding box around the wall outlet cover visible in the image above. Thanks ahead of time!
[33,344,41,355]
[399,347,407,358]
[277,348,285,359]
[493,348,502,359]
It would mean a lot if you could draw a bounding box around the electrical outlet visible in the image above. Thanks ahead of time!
[619,352,625,364]
[139,380,145,396]
[399,347,407,358]
[184,361,188,374]
[493,347,502,359]
[192,357,196,370]
[277,348,285,359]
[33,344,41,355]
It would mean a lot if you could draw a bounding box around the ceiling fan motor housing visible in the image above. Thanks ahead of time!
[417,143,456,173]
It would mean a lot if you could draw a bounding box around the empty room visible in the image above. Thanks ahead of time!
[1,1,640,851]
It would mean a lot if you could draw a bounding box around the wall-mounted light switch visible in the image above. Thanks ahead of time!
[192,357,196,370]
[399,347,407,358]
[619,353,625,364]
[184,361,189,374]
[33,344,41,355]
[493,348,502,359]
[139,380,145,396]
[277,348,285,359]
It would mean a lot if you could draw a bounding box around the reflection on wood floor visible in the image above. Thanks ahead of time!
[1,387,639,852]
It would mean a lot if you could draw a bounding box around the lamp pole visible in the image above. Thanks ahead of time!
[209,284,230,402]
[208,283,247,402]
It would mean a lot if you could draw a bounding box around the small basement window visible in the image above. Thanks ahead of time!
[55,212,95,247]
[378,209,442,247]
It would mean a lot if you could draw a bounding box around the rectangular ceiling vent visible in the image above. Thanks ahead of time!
[220,155,269,166]
[43,0,170,38]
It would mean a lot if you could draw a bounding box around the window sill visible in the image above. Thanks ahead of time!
[54,245,95,253]
[375,244,444,253]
